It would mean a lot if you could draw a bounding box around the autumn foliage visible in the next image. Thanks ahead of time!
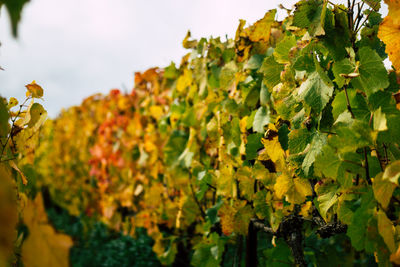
[2,0,400,266]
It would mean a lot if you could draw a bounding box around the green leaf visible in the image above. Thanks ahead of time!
[362,0,381,11]
[321,7,351,60]
[288,128,313,154]
[191,233,226,267]
[302,132,327,176]
[259,55,284,89]
[331,89,369,121]
[245,133,263,160]
[293,0,326,36]
[260,81,270,106]
[241,77,260,108]
[164,130,189,166]
[237,167,254,201]
[159,239,178,266]
[245,54,265,70]
[331,120,372,153]
[1,0,30,37]
[196,171,212,200]
[293,54,315,73]
[264,239,293,266]
[206,199,223,225]
[233,205,253,235]
[191,243,219,267]
[219,61,237,89]
[223,117,241,147]
[337,200,354,225]
[297,71,334,114]
[373,173,396,209]
[378,113,400,144]
[377,210,396,253]
[253,106,270,133]
[383,160,400,184]
[358,20,386,58]
[373,107,388,131]
[181,107,196,127]
[164,62,179,79]
[273,35,297,64]
[332,58,355,88]
[253,191,269,219]
[369,91,398,115]
[315,183,339,220]
[347,189,376,251]
[314,145,341,179]
[278,124,289,151]
[351,47,389,97]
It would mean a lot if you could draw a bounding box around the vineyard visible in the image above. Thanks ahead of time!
[2,0,400,266]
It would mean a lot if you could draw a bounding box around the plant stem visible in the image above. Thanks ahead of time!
[354,1,380,35]
[343,85,355,118]
[374,146,385,171]
[189,182,206,218]
[245,221,258,267]
[383,143,389,166]
[364,147,371,185]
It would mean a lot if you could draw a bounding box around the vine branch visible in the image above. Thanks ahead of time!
[189,182,206,218]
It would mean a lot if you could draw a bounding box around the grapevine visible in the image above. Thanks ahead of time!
[28,0,400,266]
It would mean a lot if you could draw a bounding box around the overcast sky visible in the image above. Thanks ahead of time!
[0,0,383,117]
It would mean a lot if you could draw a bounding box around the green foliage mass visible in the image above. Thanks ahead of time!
[46,204,160,267]
[33,0,400,266]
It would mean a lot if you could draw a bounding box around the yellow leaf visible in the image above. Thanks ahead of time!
[300,201,313,218]
[237,166,255,201]
[149,105,163,120]
[373,173,396,209]
[117,97,130,110]
[239,116,248,133]
[144,135,157,152]
[182,31,198,49]
[27,103,47,130]
[378,0,400,71]
[0,164,18,266]
[10,160,28,185]
[218,203,236,236]
[377,210,396,253]
[248,10,276,42]
[233,204,253,235]
[7,97,18,109]
[22,193,73,267]
[218,200,248,236]
[216,163,235,198]
[390,245,400,264]
[25,81,44,98]
[260,124,285,166]
[385,0,400,24]
[261,137,285,163]
[176,69,192,93]
[274,174,312,204]
[289,178,312,204]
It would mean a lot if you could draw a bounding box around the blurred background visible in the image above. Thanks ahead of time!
[0,0,302,117]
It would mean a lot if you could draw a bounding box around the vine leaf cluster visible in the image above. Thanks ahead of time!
[32,0,400,266]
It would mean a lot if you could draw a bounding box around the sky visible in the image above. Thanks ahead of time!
[0,0,385,117]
